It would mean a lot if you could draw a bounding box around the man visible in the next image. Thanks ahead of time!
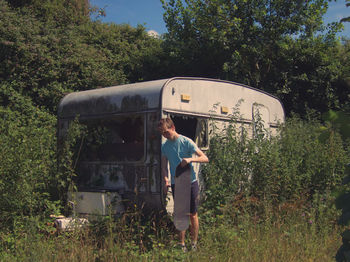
[158,118,209,251]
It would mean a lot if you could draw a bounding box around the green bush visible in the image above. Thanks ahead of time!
[0,0,166,234]
[201,116,349,219]
[0,105,59,231]
[252,117,347,199]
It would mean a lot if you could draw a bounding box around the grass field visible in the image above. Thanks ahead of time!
[0,206,343,262]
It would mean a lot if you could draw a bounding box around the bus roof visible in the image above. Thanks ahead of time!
[58,77,284,123]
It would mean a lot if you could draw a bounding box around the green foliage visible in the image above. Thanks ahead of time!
[5,0,89,25]
[0,0,167,235]
[335,164,350,262]
[0,103,58,231]
[201,115,349,217]
[340,0,350,23]
[0,0,165,113]
[0,205,343,261]
[56,119,86,212]
[0,1,349,259]
[322,109,350,141]
[275,37,349,116]
[161,0,349,116]
[324,110,350,262]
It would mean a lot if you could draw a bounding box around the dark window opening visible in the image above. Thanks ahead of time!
[171,115,197,140]
[79,114,145,162]
[170,115,208,148]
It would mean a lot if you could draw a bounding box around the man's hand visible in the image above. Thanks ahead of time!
[164,176,170,187]
[162,156,171,194]
[164,177,170,194]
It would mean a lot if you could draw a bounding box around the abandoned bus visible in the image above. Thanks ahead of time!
[57,77,285,218]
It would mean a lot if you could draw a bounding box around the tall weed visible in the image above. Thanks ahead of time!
[0,106,59,232]
[201,115,349,222]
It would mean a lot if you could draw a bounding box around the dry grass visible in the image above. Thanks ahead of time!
[0,214,343,262]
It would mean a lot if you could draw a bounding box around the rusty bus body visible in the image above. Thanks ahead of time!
[57,77,285,218]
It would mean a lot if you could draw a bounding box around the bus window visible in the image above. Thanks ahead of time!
[79,114,144,162]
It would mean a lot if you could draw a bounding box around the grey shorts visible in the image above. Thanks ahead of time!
[171,180,199,214]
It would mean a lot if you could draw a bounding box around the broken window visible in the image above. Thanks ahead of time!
[79,114,145,162]
[170,115,208,149]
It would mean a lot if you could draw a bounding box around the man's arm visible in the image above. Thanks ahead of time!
[181,148,209,166]
[161,155,170,187]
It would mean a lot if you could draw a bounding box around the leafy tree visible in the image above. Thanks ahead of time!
[161,0,348,116]
[0,0,165,113]
[0,0,166,231]
[273,37,348,115]
[0,85,58,231]
[5,0,89,24]
[340,0,350,23]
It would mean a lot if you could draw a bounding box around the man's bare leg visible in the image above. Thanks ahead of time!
[190,212,199,244]
[179,230,186,245]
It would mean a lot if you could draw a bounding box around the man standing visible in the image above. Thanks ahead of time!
[158,118,209,251]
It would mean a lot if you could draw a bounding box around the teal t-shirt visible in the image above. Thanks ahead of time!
[161,135,198,185]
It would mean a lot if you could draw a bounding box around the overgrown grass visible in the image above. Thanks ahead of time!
[0,201,343,262]
[196,221,341,262]
[0,115,348,261]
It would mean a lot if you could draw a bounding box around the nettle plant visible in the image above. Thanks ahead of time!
[200,108,348,221]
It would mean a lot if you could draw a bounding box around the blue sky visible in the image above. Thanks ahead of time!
[90,0,350,38]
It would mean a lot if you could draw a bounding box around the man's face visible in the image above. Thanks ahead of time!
[159,126,176,140]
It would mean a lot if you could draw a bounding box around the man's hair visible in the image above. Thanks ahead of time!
[158,118,175,130]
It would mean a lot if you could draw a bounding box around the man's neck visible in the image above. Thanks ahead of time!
[170,132,180,141]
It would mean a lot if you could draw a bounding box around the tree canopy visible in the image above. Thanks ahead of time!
[161,0,349,115]
[0,0,166,113]
[340,0,350,22]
